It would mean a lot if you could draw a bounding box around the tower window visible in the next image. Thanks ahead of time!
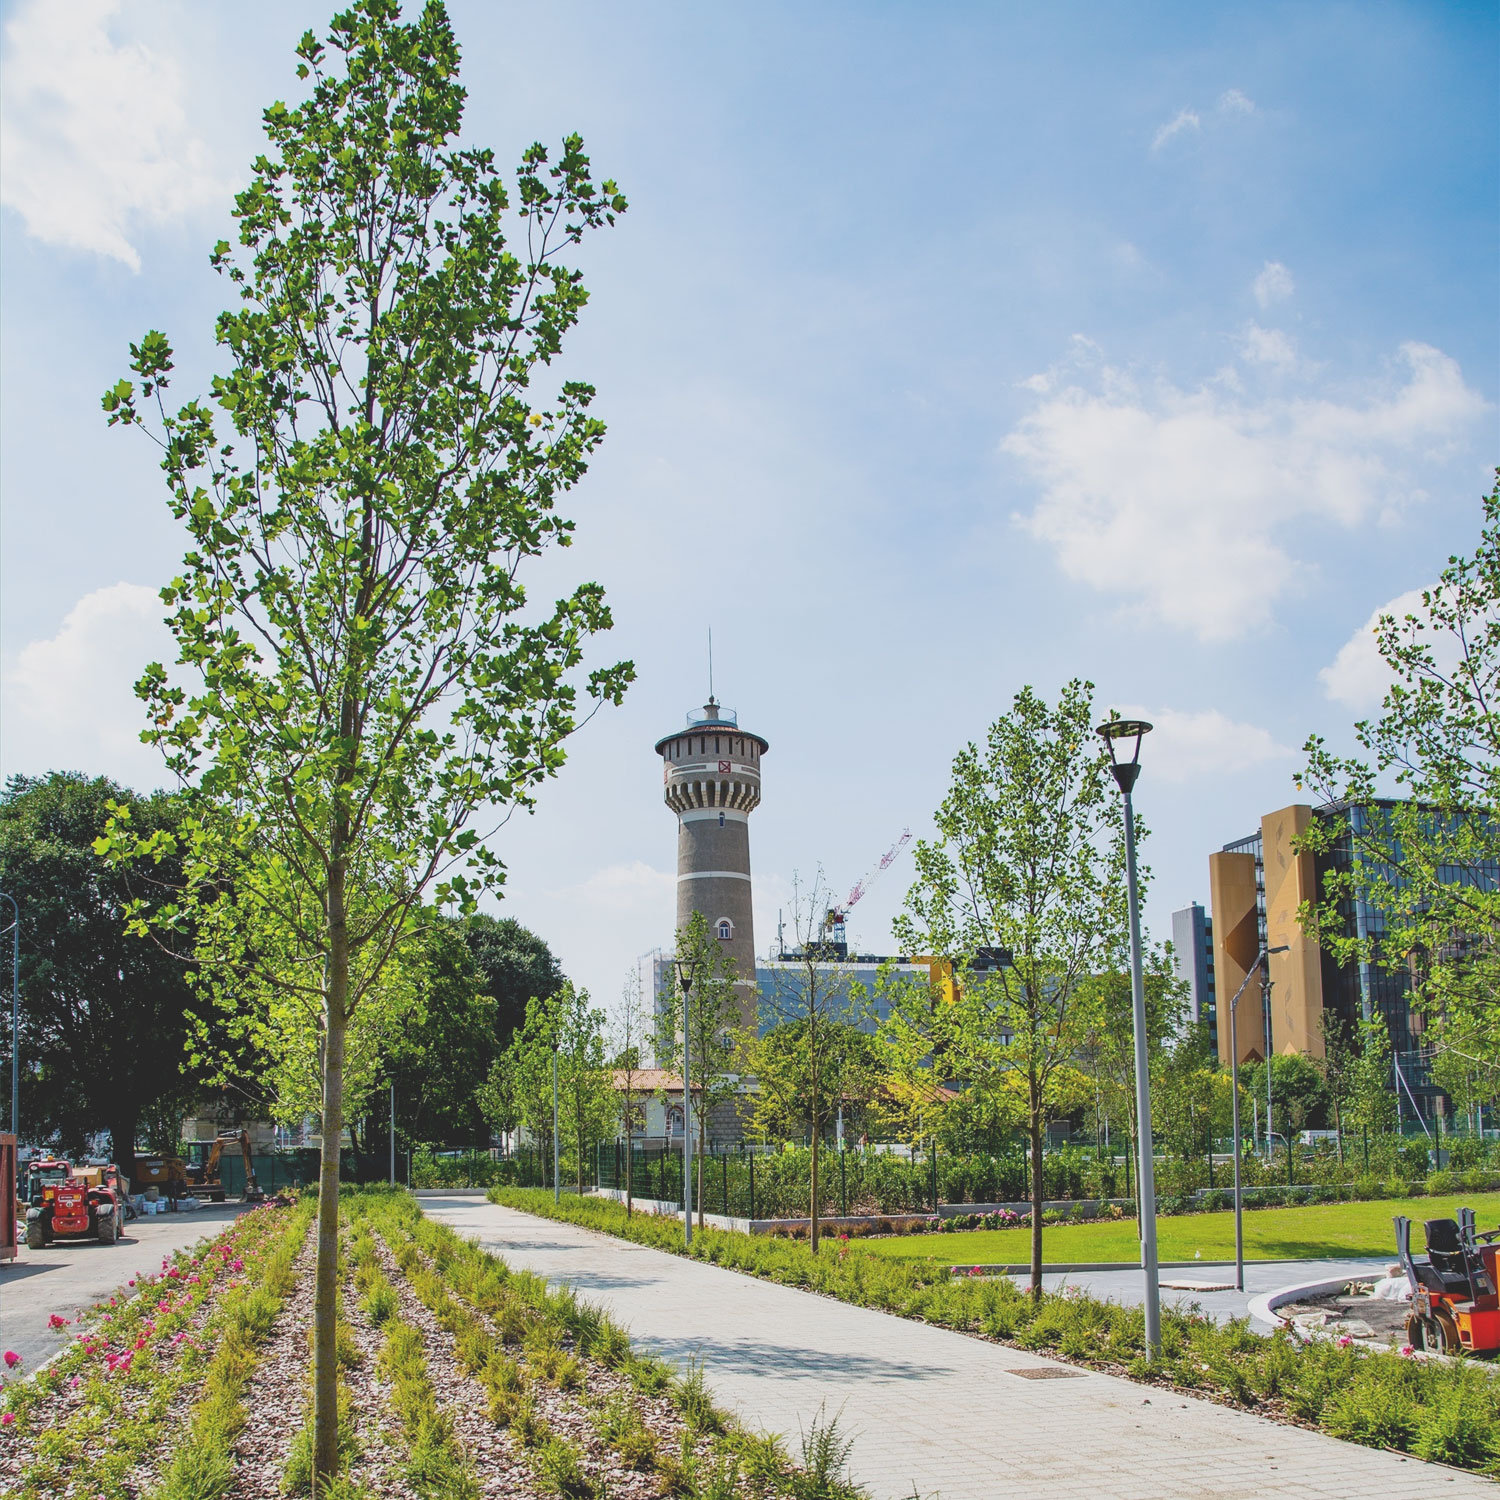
[716,918,733,941]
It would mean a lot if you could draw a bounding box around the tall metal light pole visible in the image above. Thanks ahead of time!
[1097,719,1160,1359]
[1224,945,1287,1291]
[1263,967,1275,1161]
[672,956,699,1248]
[0,891,18,1143]
[389,1079,396,1187]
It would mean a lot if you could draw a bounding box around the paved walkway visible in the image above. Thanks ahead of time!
[1030,1257,1391,1331]
[422,1198,1489,1500]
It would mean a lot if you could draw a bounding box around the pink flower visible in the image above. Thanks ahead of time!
[1399,1344,1416,1358]
[48,1314,69,1330]
[231,1259,243,1272]
[1337,1335,1352,1348]
[0,1412,13,1426]
[69,1376,80,1390]
[2,1352,20,1370]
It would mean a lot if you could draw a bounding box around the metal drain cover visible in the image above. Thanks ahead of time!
[1005,1367,1087,1379]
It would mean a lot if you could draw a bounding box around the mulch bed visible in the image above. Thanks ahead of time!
[370,1221,718,1497]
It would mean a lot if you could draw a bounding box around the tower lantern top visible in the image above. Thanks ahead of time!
[654,696,768,756]
[687,696,736,728]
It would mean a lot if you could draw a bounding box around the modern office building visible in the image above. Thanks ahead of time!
[655,695,769,1030]
[1207,800,1495,1123]
[754,952,939,1036]
[1170,902,1217,1053]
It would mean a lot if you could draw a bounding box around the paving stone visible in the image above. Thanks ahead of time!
[421,1197,1495,1500]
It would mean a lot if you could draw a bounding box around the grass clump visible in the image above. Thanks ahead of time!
[534,1434,597,1498]
[592,1389,659,1471]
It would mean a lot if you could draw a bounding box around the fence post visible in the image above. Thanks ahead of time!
[839,1146,847,1218]
[930,1141,938,1212]
[722,1151,729,1218]
[748,1150,756,1222]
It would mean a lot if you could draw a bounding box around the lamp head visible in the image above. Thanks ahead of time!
[672,956,698,995]
[1096,717,1152,794]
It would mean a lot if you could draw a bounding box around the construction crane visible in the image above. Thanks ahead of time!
[824,830,912,948]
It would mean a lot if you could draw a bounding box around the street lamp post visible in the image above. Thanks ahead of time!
[389,1079,396,1187]
[1263,966,1275,1161]
[672,956,699,1248]
[0,891,17,1143]
[1096,718,1160,1360]
[1224,945,1288,1291]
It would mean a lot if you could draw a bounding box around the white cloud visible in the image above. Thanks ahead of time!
[1152,108,1201,151]
[1238,322,1300,372]
[1317,585,1482,710]
[550,860,675,914]
[0,0,228,269]
[1,583,170,786]
[1153,90,1256,152]
[1253,260,1295,308]
[1114,706,1294,782]
[1003,341,1487,641]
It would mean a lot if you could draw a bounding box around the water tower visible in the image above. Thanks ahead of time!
[655,696,768,1027]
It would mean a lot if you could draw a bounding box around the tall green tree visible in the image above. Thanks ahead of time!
[465,912,564,1049]
[1074,952,1184,1184]
[382,916,499,1149]
[497,984,613,1188]
[658,909,745,1229]
[1299,474,1500,1086]
[96,4,629,1483]
[0,774,215,1174]
[890,681,1130,1299]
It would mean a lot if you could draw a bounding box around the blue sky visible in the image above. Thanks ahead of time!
[2,0,1496,1012]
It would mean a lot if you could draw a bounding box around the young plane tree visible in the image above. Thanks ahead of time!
[96,3,630,1484]
[612,963,654,1215]
[890,682,1131,1300]
[657,910,744,1229]
[753,872,865,1252]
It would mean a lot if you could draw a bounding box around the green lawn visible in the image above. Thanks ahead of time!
[856,1191,1500,1265]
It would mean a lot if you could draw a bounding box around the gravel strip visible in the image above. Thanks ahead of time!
[226,1233,321,1500]
[366,1226,544,1499]
[377,1218,721,1495]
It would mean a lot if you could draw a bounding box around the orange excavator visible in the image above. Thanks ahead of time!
[1394,1207,1500,1356]
[185,1129,265,1203]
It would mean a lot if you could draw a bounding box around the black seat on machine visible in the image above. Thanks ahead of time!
[1424,1219,1473,1295]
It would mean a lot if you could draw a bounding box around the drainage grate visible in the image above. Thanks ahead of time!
[1005,1367,1087,1380]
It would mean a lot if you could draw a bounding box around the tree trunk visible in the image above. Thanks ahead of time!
[625,1100,634,1217]
[809,1113,821,1255]
[312,856,349,1491]
[1029,1096,1044,1303]
[107,1109,140,1191]
[575,1086,585,1194]
[696,1107,707,1230]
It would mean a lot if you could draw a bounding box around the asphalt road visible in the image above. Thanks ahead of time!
[0,1201,252,1373]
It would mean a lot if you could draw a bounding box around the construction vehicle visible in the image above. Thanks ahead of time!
[185,1129,265,1203]
[1394,1207,1500,1355]
[133,1152,189,1199]
[25,1158,127,1249]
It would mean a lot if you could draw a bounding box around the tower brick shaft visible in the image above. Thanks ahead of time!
[656,696,768,1027]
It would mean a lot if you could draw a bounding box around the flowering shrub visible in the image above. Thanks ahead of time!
[0,1197,314,1500]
